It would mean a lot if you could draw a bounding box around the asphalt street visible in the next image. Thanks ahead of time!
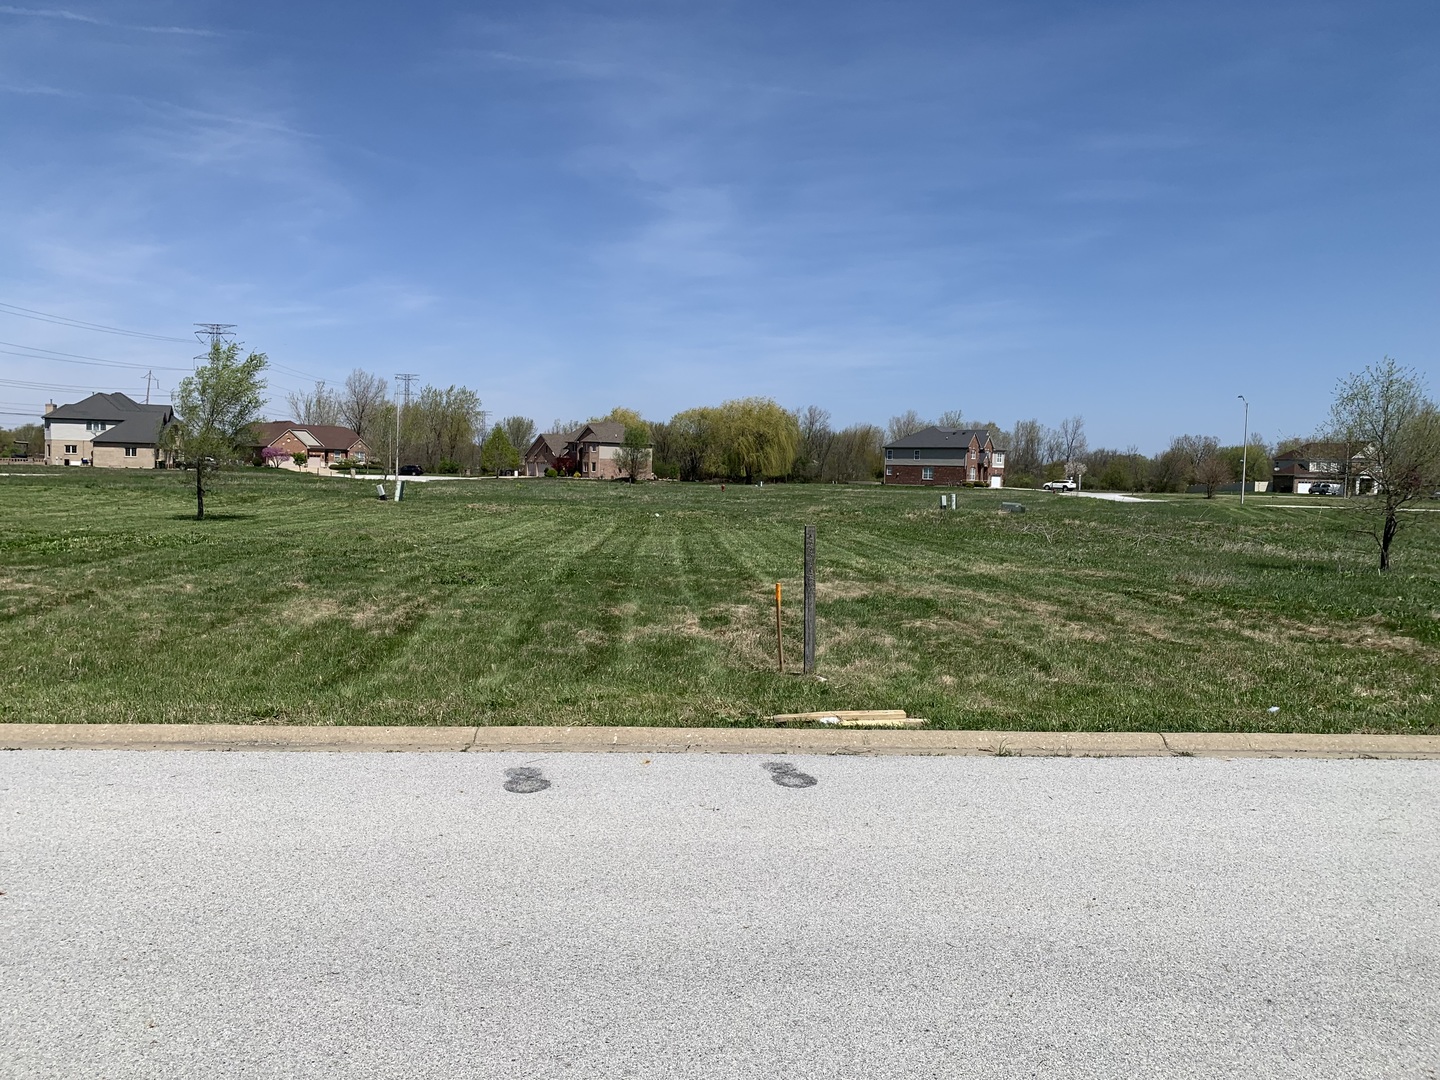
[2,751,1437,1079]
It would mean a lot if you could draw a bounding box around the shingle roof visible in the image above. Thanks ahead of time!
[91,412,172,446]
[527,431,576,459]
[251,421,365,451]
[884,426,995,450]
[45,392,170,424]
[575,421,627,444]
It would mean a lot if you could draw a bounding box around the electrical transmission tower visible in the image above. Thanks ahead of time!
[193,323,237,362]
[393,372,419,479]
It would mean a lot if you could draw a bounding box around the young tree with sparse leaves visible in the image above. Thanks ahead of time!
[165,340,268,520]
[615,423,652,483]
[1329,357,1440,570]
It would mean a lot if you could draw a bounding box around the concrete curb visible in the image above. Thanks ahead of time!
[1,724,1437,758]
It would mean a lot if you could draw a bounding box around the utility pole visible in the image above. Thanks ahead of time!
[144,370,155,405]
[393,373,418,482]
[1237,395,1249,505]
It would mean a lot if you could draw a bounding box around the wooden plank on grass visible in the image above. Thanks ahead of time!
[767,709,909,724]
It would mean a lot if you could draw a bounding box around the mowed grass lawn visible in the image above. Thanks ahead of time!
[2,468,1438,732]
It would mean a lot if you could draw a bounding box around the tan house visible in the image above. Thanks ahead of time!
[524,423,652,479]
[42,393,175,468]
[252,422,370,472]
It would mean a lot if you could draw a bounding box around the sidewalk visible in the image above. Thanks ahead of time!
[2,724,1437,758]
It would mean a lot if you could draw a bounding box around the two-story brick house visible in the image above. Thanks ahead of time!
[42,393,175,468]
[525,422,652,479]
[882,427,1006,487]
[1271,442,1374,494]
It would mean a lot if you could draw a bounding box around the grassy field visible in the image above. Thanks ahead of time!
[2,468,1437,732]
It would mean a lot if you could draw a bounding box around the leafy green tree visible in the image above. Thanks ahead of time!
[1329,357,1440,570]
[717,397,799,483]
[668,407,721,482]
[165,339,267,520]
[500,416,537,455]
[594,406,646,428]
[615,423,652,483]
[479,426,519,475]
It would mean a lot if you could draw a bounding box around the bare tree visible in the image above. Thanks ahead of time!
[825,424,884,481]
[286,381,340,426]
[886,410,928,444]
[935,409,965,428]
[1009,419,1044,478]
[339,369,388,440]
[793,405,835,481]
[1329,357,1440,570]
[1040,426,1065,471]
[1058,415,1087,469]
[500,416,537,454]
[1193,454,1234,498]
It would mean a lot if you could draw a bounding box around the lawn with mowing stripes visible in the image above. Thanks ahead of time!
[2,468,1437,732]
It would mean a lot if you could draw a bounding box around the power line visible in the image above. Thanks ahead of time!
[0,302,193,343]
[0,341,191,372]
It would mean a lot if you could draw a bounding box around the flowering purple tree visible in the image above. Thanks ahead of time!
[259,446,288,467]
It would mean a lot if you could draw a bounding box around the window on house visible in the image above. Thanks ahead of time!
[65,444,77,454]
[885,449,892,460]
[992,452,1005,468]
[86,421,108,433]
[921,467,934,480]
[969,467,977,481]
[913,450,921,460]
[124,447,137,457]
[885,467,892,477]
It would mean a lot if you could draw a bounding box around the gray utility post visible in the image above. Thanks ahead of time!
[803,525,817,674]
[1237,394,1249,505]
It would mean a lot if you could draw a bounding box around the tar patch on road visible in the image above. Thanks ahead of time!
[503,767,551,794]
[763,762,817,788]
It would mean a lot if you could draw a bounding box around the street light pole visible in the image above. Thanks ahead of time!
[1237,395,1249,506]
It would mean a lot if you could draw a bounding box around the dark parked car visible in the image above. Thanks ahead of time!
[1309,482,1342,496]
[399,464,424,476]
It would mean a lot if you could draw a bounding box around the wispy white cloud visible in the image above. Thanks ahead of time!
[0,80,76,95]
[0,5,219,36]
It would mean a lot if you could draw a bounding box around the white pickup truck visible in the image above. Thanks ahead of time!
[1042,479,1078,492]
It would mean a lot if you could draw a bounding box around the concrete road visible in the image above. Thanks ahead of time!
[2,752,1437,1079]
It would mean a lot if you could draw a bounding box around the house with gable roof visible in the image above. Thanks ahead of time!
[523,422,652,479]
[42,393,175,468]
[251,421,371,471]
[883,427,1006,487]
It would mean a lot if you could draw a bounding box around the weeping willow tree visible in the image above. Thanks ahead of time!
[717,397,800,484]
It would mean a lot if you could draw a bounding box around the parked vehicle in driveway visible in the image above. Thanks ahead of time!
[1042,479,1077,492]
[1309,482,1341,496]
[399,464,424,476]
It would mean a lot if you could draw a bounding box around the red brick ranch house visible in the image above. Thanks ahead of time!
[883,427,1006,487]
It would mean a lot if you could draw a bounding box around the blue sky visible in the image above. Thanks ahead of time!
[1,0,1435,451]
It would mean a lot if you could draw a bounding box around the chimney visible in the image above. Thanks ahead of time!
[44,401,56,415]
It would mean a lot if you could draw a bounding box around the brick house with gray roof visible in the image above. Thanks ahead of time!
[883,427,1006,487]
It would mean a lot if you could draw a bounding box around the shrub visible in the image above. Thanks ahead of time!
[544,467,558,478]
[291,452,308,467]
[437,458,462,475]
